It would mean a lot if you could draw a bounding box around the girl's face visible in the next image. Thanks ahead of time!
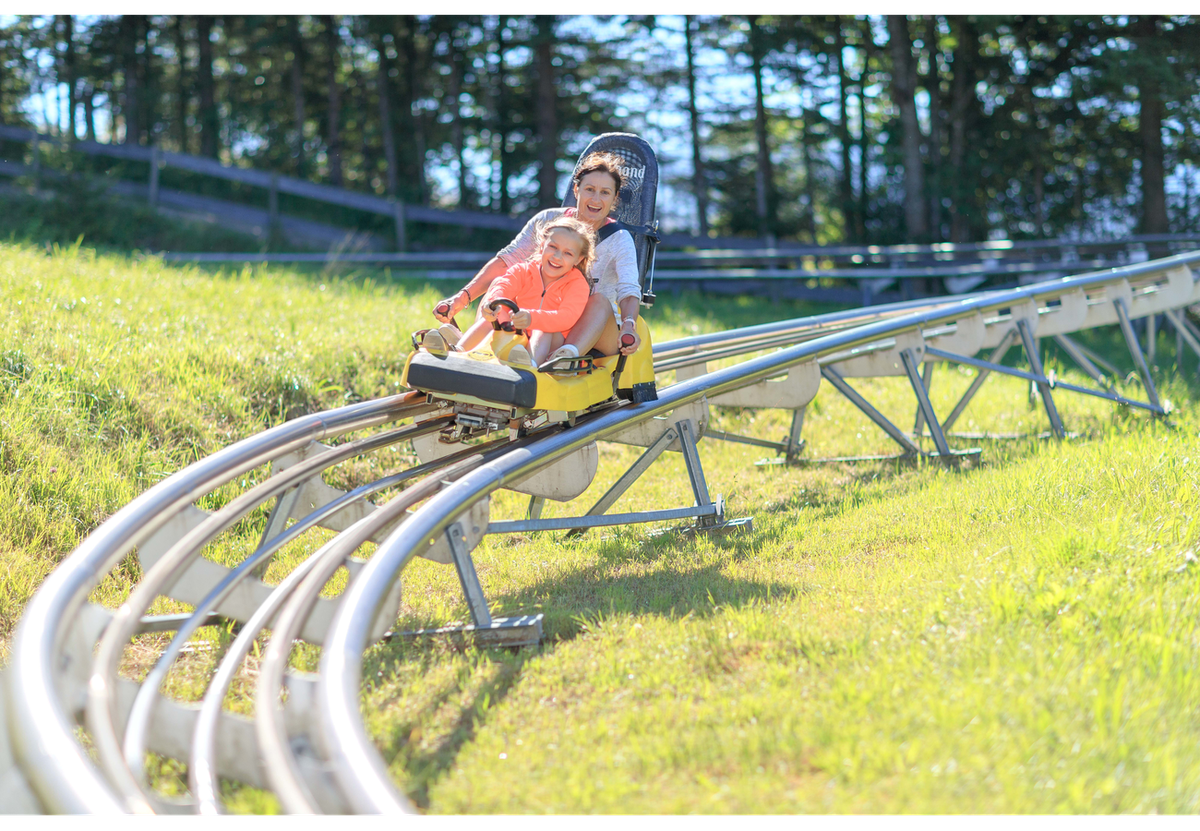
[540,229,584,280]
[573,171,619,225]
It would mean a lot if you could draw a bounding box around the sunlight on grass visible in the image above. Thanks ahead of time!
[3,237,1200,813]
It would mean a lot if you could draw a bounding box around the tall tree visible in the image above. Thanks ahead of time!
[534,15,559,206]
[684,15,710,237]
[321,16,344,187]
[196,16,218,158]
[887,14,928,241]
[748,16,776,244]
[1133,15,1168,235]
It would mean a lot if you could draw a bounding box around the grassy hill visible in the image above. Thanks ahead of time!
[2,236,1199,813]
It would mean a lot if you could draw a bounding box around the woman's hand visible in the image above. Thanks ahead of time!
[433,290,471,323]
[511,310,533,330]
[618,318,641,355]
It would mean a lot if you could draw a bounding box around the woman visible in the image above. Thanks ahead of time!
[431,151,642,361]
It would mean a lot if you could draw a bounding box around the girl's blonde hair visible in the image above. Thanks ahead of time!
[534,216,597,279]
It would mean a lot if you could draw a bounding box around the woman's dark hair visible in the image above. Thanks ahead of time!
[573,151,625,198]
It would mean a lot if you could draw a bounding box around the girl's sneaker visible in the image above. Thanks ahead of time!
[548,344,580,363]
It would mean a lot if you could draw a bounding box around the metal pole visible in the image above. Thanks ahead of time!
[1147,313,1157,365]
[784,406,806,461]
[1057,333,1121,377]
[1017,319,1065,439]
[1113,298,1162,411]
[820,366,923,455]
[448,521,491,628]
[676,419,711,508]
[1051,334,1108,386]
[912,360,934,436]
[901,350,951,458]
[526,496,545,520]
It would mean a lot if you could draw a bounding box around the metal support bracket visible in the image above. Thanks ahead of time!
[820,366,923,455]
[923,346,1164,414]
[1114,298,1162,411]
[447,521,491,628]
[900,349,952,458]
[1051,334,1109,387]
[388,520,544,650]
[912,360,935,437]
[491,417,750,538]
[1017,318,1066,439]
[784,406,807,462]
[254,484,305,577]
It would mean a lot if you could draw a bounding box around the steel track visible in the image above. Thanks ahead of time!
[3,251,1199,813]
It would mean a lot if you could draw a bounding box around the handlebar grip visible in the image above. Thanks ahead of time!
[620,332,636,348]
[435,302,451,316]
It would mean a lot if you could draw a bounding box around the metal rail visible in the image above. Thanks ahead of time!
[317,251,1200,812]
[4,249,1198,814]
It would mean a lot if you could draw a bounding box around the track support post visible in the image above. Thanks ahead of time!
[901,349,952,459]
[1114,298,1162,412]
[1017,319,1065,439]
[820,366,923,455]
[493,417,751,538]
[393,516,543,648]
[784,406,806,462]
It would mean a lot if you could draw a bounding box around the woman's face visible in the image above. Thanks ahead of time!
[573,171,619,225]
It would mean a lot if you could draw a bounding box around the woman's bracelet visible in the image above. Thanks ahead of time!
[620,317,636,329]
[459,288,473,303]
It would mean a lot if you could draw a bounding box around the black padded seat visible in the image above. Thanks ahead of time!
[407,352,538,409]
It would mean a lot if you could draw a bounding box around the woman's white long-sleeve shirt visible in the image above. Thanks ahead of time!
[495,208,641,306]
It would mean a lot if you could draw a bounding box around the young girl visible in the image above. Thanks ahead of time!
[433,217,596,366]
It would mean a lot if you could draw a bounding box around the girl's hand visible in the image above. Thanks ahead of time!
[433,290,470,323]
[480,303,498,322]
[512,310,533,329]
[619,318,641,355]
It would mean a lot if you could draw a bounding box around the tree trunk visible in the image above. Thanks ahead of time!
[138,17,155,146]
[120,16,140,145]
[322,16,343,187]
[196,16,219,158]
[887,14,927,241]
[83,84,96,141]
[289,16,307,177]
[834,20,855,242]
[1135,16,1168,235]
[535,16,559,206]
[924,16,944,241]
[684,16,710,237]
[801,110,817,243]
[493,16,510,214]
[857,24,872,241]
[173,16,189,153]
[450,27,470,207]
[397,18,426,205]
[749,16,775,245]
[61,15,77,140]
[375,35,397,197]
[947,17,976,242]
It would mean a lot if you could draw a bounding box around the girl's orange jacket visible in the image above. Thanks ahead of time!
[482,261,590,334]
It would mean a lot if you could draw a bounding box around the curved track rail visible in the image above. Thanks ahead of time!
[4,251,1200,813]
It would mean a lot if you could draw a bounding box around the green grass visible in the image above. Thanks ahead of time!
[3,235,1200,813]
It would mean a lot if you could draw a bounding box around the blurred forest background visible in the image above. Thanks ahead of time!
[1,14,1199,246]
